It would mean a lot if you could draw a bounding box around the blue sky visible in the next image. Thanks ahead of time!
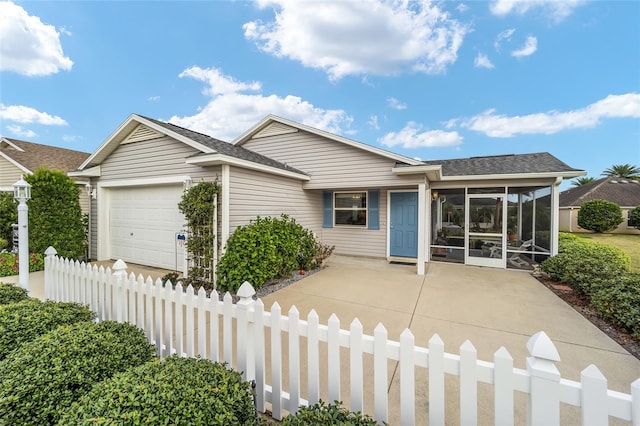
[1,0,639,189]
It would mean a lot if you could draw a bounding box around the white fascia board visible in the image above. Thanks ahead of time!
[186,153,311,181]
[68,165,101,177]
[392,165,442,175]
[233,115,424,166]
[438,170,586,181]
[78,114,216,170]
[0,152,31,175]
[98,175,192,188]
[0,138,24,151]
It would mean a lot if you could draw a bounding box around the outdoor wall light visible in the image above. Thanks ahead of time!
[13,176,31,291]
[432,191,439,200]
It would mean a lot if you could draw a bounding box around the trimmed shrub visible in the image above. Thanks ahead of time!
[281,400,378,425]
[26,167,85,259]
[217,214,330,292]
[577,199,624,233]
[0,283,30,305]
[0,299,95,360]
[0,321,156,425]
[629,206,640,229]
[0,192,16,249]
[590,273,640,338]
[541,236,630,295]
[0,252,45,277]
[61,356,257,425]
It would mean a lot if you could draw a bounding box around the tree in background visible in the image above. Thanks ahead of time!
[577,199,624,233]
[571,177,595,187]
[0,193,17,250]
[602,164,640,180]
[628,206,640,229]
[25,168,85,259]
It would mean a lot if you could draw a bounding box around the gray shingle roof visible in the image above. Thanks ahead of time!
[419,152,582,176]
[559,177,640,207]
[1,138,90,173]
[138,115,308,176]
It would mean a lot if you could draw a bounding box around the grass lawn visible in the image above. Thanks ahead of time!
[573,233,640,272]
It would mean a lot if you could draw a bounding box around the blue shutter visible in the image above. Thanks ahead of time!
[323,191,333,228]
[368,190,380,230]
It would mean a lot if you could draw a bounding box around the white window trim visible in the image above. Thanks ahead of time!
[334,191,368,227]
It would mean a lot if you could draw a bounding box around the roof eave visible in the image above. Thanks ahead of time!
[68,165,101,177]
[78,114,216,170]
[0,151,31,175]
[185,153,310,181]
[438,170,586,181]
[233,115,424,166]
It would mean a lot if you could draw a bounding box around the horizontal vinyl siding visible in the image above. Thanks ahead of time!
[242,131,422,189]
[98,136,218,182]
[320,190,388,258]
[228,167,321,234]
[0,157,23,188]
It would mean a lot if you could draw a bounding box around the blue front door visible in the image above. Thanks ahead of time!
[390,192,418,258]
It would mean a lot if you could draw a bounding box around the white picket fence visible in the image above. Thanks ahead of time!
[43,248,639,425]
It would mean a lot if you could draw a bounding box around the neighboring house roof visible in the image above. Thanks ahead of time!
[394,152,585,181]
[0,137,90,174]
[559,177,640,207]
[233,114,424,166]
[77,114,308,180]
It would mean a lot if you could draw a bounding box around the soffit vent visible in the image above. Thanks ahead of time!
[122,124,163,144]
[253,122,299,139]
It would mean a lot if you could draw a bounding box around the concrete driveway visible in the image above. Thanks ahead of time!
[261,255,640,424]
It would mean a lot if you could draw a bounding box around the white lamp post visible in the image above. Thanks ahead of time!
[13,177,31,291]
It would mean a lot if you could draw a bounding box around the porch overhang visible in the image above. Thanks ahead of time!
[392,167,585,182]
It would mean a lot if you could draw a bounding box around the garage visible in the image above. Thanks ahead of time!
[109,185,185,270]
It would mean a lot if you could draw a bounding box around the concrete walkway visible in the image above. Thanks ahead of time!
[4,256,638,424]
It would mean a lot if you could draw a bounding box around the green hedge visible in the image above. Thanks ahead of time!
[0,321,156,425]
[0,299,95,360]
[281,400,378,425]
[216,214,333,293]
[0,283,30,305]
[61,356,257,425]
[541,235,630,295]
[577,199,624,233]
[590,273,640,338]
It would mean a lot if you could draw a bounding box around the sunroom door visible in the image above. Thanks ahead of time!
[465,195,506,268]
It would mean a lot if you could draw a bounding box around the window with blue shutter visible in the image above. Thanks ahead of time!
[323,191,333,228]
[368,190,380,230]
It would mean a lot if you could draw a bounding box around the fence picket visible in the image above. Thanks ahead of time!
[494,347,514,426]
[288,306,300,415]
[460,340,478,425]
[270,303,283,421]
[400,329,415,426]
[374,323,388,423]
[42,254,640,426]
[350,319,364,414]
[307,310,320,406]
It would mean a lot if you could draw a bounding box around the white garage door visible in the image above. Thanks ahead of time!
[109,185,185,270]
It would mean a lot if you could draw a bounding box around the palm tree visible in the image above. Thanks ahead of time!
[602,164,640,180]
[571,177,595,187]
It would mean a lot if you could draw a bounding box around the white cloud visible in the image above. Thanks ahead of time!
[0,104,68,125]
[511,36,537,57]
[367,115,380,130]
[169,66,352,141]
[62,135,79,143]
[379,122,463,148]
[244,0,469,80]
[494,28,515,51]
[148,96,160,102]
[0,1,73,76]
[474,53,494,69]
[6,125,36,138]
[387,97,407,110]
[462,93,640,137]
[490,0,586,22]
[456,4,469,13]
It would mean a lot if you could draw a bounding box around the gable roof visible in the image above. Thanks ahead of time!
[232,114,424,166]
[559,177,640,207]
[0,137,90,174]
[394,152,585,181]
[77,114,308,179]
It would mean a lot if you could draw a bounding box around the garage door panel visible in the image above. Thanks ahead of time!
[109,185,185,270]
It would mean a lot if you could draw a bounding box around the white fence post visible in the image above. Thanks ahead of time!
[580,364,608,425]
[44,246,57,300]
[400,329,415,426]
[527,331,561,426]
[112,259,127,323]
[236,281,256,382]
